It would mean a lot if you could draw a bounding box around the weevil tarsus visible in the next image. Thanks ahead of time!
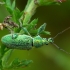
[37,23,46,35]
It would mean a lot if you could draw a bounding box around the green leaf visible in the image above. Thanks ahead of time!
[43,31,51,35]
[8,58,33,69]
[12,12,18,23]
[0,59,2,70]
[12,0,15,10]
[20,10,24,18]
[11,7,22,23]
[6,6,13,14]
[24,0,32,11]
[38,1,60,6]
[37,23,46,35]
[12,10,18,23]
[3,0,6,2]
[0,44,6,56]
[27,18,38,31]
[2,49,13,68]
[21,27,31,35]
[15,8,21,19]
[5,0,11,8]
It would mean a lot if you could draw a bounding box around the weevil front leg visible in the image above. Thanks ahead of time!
[37,23,46,35]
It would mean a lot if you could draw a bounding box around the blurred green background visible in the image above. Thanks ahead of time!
[0,0,70,70]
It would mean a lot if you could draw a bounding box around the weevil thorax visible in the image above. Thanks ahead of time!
[1,34,33,50]
[33,35,53,48]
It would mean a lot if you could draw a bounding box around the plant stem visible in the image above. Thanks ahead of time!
[22,0,38,25]
[22,0,58,26]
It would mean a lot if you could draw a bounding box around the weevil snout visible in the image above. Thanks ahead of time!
[47,37,54,43]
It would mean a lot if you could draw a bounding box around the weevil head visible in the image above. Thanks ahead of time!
[47,37,54,43]
[42,37,53,45]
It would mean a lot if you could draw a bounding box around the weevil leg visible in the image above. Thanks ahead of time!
[37,23,46,35]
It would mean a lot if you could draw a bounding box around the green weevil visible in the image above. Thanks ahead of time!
[1,23,53,50]
[1,21,70,54]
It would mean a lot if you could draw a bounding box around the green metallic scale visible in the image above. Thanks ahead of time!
[1,23,53,50]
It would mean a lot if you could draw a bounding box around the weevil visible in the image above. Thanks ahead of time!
[1,22,70,55]
[1,23,53,50]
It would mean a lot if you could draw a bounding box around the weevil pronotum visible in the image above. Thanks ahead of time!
[1,20,70,55]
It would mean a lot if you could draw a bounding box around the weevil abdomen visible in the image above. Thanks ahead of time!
[1,34,33,50]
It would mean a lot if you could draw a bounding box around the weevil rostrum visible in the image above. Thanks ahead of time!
[1,17,70,54]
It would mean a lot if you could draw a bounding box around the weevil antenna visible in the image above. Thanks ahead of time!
[52,42,70,55]
[53,27,70,39]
